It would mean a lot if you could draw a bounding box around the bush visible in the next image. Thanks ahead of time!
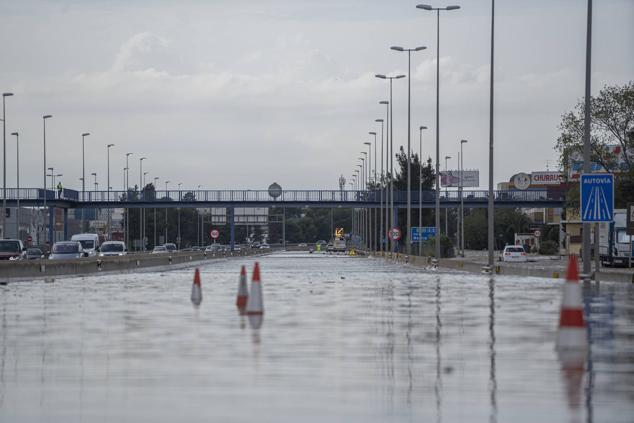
[419,235,454,258]
[539,240,559,255]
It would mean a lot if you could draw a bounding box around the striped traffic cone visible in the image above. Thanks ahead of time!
[556,255,587,351]
[246,262,264,316]
[236,265,249,312]
[191,268,202,307]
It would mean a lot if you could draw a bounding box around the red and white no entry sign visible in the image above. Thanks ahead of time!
[26,235,33,243]
[389,227,402,241]
[210,229,220,239]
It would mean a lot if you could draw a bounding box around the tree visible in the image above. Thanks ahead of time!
[463,208,531,250]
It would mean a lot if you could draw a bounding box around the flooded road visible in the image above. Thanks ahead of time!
[1,252,633,422]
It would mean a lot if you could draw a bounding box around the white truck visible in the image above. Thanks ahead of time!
[70,233,102,257]
[599,209,634,267]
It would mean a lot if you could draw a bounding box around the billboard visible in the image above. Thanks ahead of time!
[440,170,479,188]
[568,145,633,180]
[531,171,564,185]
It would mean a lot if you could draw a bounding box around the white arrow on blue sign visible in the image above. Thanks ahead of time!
[580,173,614,222]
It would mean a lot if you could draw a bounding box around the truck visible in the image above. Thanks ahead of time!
[599,209,634,267]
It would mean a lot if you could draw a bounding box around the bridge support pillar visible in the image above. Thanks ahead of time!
[48,206,55,244]
[229,207,235,251]
[63,208,68,240]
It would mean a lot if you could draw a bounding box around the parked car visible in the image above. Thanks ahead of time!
[49,241,87,260]
[25,247,44,260]
[70,233,102,257]
[501,245,528,262]
[163,243,177,253]
[0,239,25,260]
[205,244,222,252]
[259,243,271,250]
[99,241,127,257]
[152,245,168,254]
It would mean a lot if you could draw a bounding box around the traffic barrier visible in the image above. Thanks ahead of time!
[556,255,587,352]
[246,262,264,315]
[236,265,248,312]
[191,268,202,306]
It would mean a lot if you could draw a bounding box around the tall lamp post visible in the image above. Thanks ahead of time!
[379,101,389,253]
[42,115,52,244]
[359,156,366,248]
[139,157,146,250]
[460,139,468,257]
[582,0,592,276]
[355,166,362,245]
[125,152,132,248]
[164,180,170,244]
[418,126,428,254]
[369,131,378,250]
[106,143,115,239]
[375,75,405,253]
[80,133,90,230]
[153,176,159,247]
[390,45,426,255]
[374,121,385,252]
[363,142,372,250]
[2,92,13,238]
[417,3,460,259]
[10,132,19,239]
[177,182,182,249]
[444,155,451,237]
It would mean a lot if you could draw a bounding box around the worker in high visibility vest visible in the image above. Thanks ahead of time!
[57,182,63,199]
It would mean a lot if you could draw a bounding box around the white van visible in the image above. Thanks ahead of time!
[70,233,101,257]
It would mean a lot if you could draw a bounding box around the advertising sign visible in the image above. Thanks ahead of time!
[530,171,564,185]
[440,170,479,188]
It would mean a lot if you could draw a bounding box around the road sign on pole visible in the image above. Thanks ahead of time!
[210,229,219,239]
[411,226,436,242]
[580,173,614,222]
[389,227,401,241]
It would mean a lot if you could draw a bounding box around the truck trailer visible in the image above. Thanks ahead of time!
[599,209,634,267]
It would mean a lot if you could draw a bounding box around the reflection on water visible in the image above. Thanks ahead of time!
[0,254,633,422]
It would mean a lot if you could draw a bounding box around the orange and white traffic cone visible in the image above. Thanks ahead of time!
[556,255,587,351]
[191,268,202,306]
[236,265,249,312]
[246,262,264,316]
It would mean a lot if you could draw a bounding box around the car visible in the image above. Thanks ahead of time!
[99,241,127,257]
[163,243,177,253]
[501,245,528,262]
[250,242,261,249]
[298,243,308,247]
[259,243,271,249]
[49,241,87,260]
[0,239,25,260]
[70,233,102,257]
[25,247,44,260]
[152,245,168,254]
[205,244,222,252]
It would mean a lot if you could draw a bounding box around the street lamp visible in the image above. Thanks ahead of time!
[165,180,170,244]
[10,132,19,239]
[374,120,385,253]
[42,115,52,243]
[364,142,372,250]
[418,126,428,254]
[460,139,468,257]
[124,152,133,249]
[177,182,182,249]
[153,176,159,247]
[417,3,460,259]
[107,143,115,239]
[47,167,54,191]
[2,92,13,238]
[444,155,451,237]
[379,101,389,253]
[139,157,147,250]
[80,133,90,231]
[391,45,427,255]
[91,172,98,225]
[375,75,405,253]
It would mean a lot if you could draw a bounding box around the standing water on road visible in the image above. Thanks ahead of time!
[1,252,633,422]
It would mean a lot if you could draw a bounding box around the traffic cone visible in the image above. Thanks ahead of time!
[245,262,264,316]
[236,265,249,312]
[556,255,587,351]
[191,268,202,306]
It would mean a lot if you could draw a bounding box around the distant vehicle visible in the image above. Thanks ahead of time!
[49,241,87,260]
[232,245,242,252]
[326,243,334,252]
[259,243,271,250]
[0,239,25,260]
[251,242,261,249]
[331,238,347,253]
[152,245,168,254]
[298,243,308,247]
[70,233,101,257]
[25,247,44,260]
[205,244,222,252]
[163,243,177,253]
[501,245,527,262]
[99,241,127,257]
[599,209,633,267]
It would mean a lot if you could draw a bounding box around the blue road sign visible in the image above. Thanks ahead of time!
[411,226,436,242]
[580,173,614,222]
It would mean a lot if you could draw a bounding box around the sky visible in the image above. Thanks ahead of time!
[1,0,632,192]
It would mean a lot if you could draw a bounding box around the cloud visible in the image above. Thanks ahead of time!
[112,32,171,72]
